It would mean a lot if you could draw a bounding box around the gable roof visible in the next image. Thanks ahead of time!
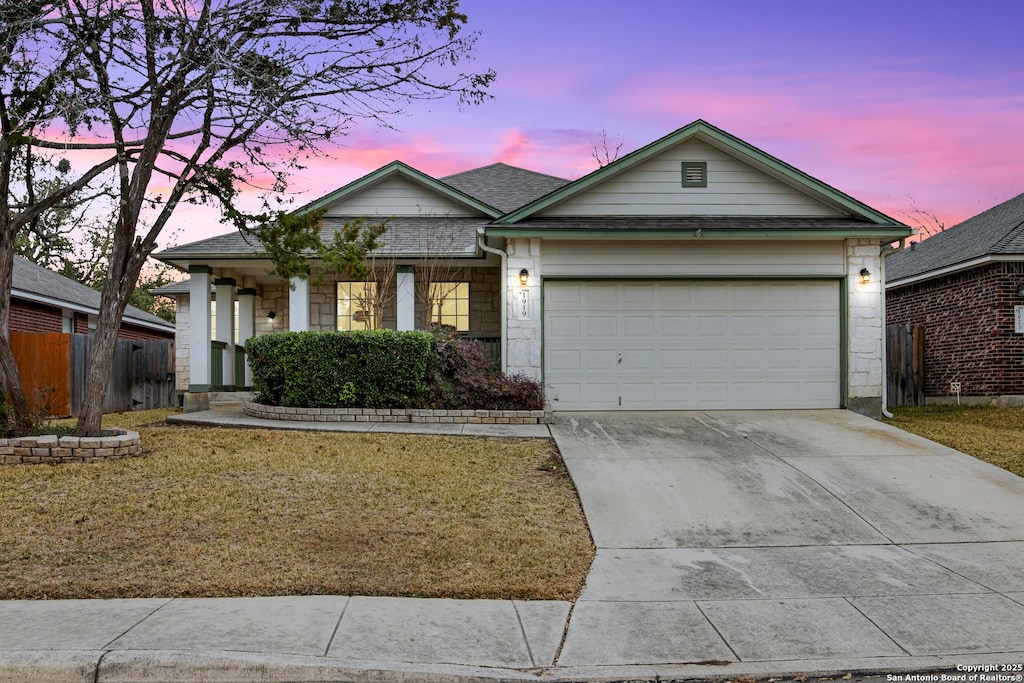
[295,160,503,219]
[886,192,1024,285]
[440,163,569,213]
[494,119,905,228]
[13,256,175,331]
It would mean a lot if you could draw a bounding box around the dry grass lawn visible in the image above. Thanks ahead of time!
[887,405,1024,478]
[0,409,594,600]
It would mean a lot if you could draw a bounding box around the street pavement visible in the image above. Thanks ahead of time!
[2,409,1023,682]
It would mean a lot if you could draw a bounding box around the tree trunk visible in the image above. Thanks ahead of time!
[75,274,135,436]
[0,232,30,432]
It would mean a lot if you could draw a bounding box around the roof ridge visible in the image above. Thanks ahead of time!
[440,162,569,183]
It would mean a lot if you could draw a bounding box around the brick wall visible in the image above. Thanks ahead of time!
[117,322,175,341]
[10,300,63,333]
[886,262,1024,397]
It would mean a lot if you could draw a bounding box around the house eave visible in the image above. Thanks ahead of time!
[12,289,175,333]
[886,254,1024,289]
[485,227,914,241]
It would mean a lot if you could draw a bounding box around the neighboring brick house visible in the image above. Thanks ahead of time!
[886,192,1024,402]
[12,256,176,341]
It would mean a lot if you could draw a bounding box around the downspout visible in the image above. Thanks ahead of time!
[477,229,507,373]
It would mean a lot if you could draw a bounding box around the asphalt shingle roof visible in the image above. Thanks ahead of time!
[886,192,1024,282]
[157,216,488,260]
[13,256,174,329]
[440,163,569,213]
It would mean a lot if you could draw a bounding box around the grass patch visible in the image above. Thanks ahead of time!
[0,410,593,600]
[887,405,1024,478]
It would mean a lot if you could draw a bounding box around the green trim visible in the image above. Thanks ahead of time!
[496,120,906,227]
[236,288,258,296]
[397,265,414,273]
[681,161,708,188]
[188,265,212,274]
[188,384,211,393]
[840,277,849,409]
[214,277,236,286]
[541,274,842,282]
[486,227,913,240]
[295,161,503,219]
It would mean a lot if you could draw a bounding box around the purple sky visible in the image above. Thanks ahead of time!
[168,0,1024,246]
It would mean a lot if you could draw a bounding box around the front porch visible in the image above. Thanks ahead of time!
[181,261,504,397]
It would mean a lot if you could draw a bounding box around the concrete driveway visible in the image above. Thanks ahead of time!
[550,410,1024,668]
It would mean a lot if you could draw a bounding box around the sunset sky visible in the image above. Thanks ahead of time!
[170,0,1024,245]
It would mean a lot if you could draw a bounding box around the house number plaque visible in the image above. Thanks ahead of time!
[517,288,530,320]
[1015,306,1024,333]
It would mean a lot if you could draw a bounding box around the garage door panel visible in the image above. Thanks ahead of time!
[546,315,581,338]
[545,280,840,410]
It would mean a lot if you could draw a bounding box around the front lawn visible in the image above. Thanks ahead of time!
[0,410,594,600]
[887,405,1024,478]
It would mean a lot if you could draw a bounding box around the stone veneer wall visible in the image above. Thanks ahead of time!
[505,238,542,380]
[846,238,884,417]
[886,261,1024,398]
[0,429,143,465]
[245,403,550,424]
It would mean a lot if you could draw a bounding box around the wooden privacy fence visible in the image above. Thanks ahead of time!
[11,332,175,417]
[886,323,925,407]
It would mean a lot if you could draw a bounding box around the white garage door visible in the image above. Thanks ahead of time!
[544,280,840,410]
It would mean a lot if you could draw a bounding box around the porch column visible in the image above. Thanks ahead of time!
[396,266,415,331]
[188,265,212,391]
[237,288,257,388]
[289,276,310,331]
[214,277,236,389]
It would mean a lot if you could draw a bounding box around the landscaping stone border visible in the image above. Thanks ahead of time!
[0,429,143,465]
[244,402,551,425]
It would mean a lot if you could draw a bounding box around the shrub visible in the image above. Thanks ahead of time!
[247,330,433,408]
[422,327,545,411]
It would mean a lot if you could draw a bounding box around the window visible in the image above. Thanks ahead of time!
[337,282,378,331]
[428,282,469,332]
[210,300,239,342]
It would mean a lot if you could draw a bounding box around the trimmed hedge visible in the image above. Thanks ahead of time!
[247,330,433,408]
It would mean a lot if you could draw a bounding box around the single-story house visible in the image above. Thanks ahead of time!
[886,192,1024,403]
[12,255,175,340]
[155,120,911,416]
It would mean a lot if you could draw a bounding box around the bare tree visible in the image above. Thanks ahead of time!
[413,219,465,329]
[0,0,494,435]
[899,195,947,239]
[353,249,400,330]
[591,128,624,168]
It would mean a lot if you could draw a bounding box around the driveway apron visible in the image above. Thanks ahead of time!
[550,410,1024,669]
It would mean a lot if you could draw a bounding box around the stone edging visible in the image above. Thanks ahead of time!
[244,402,551,425]
[0,429,143,465]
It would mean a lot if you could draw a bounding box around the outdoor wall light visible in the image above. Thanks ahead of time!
[267,310,276,320]
[1017,284,1024,298]
[519,269,529,286]
[859,268,871,284]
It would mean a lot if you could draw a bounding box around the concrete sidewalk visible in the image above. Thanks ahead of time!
[0,593,998,683]
[2,410,1023,682]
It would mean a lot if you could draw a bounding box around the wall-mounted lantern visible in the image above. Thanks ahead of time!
[519,269,529,287]
[267,310,277,320]
[859,268,871,284]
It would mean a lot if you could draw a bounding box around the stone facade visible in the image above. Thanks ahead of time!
[886,261,1024,398]
[0,429,143,465]
[505,238,542,380]
[846,238,884,416]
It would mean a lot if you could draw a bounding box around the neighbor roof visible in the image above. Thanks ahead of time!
[13,256,175,331]
[440,163,569,213]
[886,192,1024,284]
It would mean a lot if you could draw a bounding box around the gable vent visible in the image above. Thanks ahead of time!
[681,161,708,188]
